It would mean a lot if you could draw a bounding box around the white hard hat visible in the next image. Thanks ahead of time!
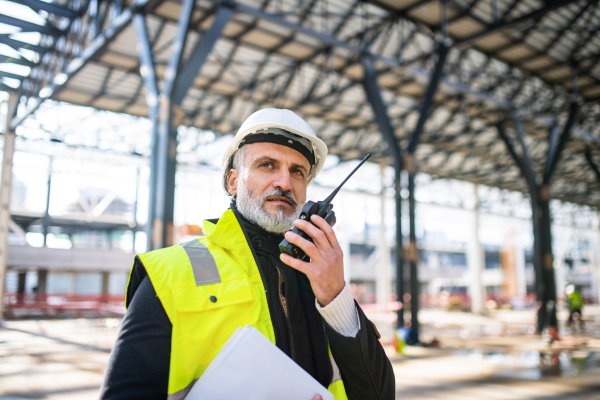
[222,108,328,189]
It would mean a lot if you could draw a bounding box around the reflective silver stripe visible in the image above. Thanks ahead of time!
[182,240,221,286]
[167,379,197,400]
[330,355,342,384]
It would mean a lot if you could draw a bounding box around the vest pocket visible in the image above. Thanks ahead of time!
[172,277,253,312]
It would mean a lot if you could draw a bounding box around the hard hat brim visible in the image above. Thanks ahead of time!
[222,121,328,186]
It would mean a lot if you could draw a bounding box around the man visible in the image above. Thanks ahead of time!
[566,284,583,330]
[101,109,395,400]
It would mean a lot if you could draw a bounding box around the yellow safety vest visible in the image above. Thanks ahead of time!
[127,209,348,400]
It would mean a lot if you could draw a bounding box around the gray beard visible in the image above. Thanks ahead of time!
[236,179,303,234]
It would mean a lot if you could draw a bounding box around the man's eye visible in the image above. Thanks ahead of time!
[292,169,304,176]
[260,162,272,168]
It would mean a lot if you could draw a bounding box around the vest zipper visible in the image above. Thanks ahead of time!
[277,267,295,361]
[232,208,268,294]
[233,208,295,360]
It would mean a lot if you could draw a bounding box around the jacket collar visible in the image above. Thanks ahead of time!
[202,208,247,250]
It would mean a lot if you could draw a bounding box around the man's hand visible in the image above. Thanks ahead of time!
[312,395,323,400]
[280,215,345,306]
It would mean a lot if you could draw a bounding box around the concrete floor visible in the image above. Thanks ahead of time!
[1,309,599,400]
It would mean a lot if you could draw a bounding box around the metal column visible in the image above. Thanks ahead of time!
[37,269,48,295]
[394,164,404,326]
[133,9,159,252]
[149,2,232,249]
[151,0,194,250]
[404,37,449,342]
[102,271,110,298]
[468,184,485,313]
[378,164,391,311]
[361,56,405,327]
[406,163,419,338]
[0,93,18,324]
[43,157,52,247]
[497,97,579,333]
[497,121,544,331]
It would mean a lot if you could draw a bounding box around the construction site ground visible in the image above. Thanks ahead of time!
[1,306,599,400]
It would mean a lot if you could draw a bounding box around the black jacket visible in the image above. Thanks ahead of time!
[100,209,395,400]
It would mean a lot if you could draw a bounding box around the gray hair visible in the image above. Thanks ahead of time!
[222,144,315,196]
[223,146,247,196]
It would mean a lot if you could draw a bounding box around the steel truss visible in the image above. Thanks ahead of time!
[2,0,600,334]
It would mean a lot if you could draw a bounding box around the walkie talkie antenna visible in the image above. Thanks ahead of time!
[321,154,371,207]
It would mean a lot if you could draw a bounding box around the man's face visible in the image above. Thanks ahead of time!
[228,142,310,215]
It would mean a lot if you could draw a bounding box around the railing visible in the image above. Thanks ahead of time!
[3,293,126,318]
[356,293,541,312]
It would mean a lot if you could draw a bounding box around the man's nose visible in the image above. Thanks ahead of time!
[273,169,292,191]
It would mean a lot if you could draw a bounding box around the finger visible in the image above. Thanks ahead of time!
[293,218,330,249]
[280,253,315,277]
[310,214,341,249]
[311,395,323,400]
[284,230,321,260]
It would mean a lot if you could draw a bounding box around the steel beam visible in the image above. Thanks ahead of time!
[407,42,449,154]
[496,123,528,181]
[0,35,49,54]
[0,55,35,68]
[9,0,157,130]
[172,5,233,105]
[451,0,579,48]
[361,55,405,327]
[133,11,160,252]
[43,157,52,247]
[151,0,229,249]
[7,0,80,19]
[512,111,538,190]
[498,114,562,334]
[543,101,580,184]
[402,24,449,341]
[511,113,552,334]
[361,57,403,165]
[151,0,197,249]
[407,167,418,341]
[0,71,27,81]
[0,14,63,36]
[0,93,19,325]
[585,148,600,183]
[205,0,598,148]
[0,83,18,92]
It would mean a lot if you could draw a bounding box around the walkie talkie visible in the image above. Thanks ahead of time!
[279,154,371,260]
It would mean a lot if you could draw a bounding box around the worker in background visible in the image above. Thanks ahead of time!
[566,284,583,331]
[100,109,395,400]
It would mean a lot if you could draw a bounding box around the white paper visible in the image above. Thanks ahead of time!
[185,325,334,400]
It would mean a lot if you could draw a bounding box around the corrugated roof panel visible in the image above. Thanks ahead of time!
[57,88,95,104]
[153,0,182,22]
[108,24,139,56]
[126,103,149,117]
[106,73,141,98]
[67,63,108,93]
[93,96,130,112]
[99,51,139,70]
[6,0,600,204]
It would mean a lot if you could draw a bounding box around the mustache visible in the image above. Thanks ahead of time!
[262,188,297,207]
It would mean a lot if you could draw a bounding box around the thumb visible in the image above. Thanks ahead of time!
[311,395,323,400]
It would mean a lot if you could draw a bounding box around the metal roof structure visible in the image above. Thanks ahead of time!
[2,0,600,334]
[2,0,600,205]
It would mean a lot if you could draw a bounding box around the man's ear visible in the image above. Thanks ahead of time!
[227,169,239,195]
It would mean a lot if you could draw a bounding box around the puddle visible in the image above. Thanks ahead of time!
[454,348,600,379]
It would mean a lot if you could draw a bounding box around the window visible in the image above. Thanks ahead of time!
[485,252,500,269]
